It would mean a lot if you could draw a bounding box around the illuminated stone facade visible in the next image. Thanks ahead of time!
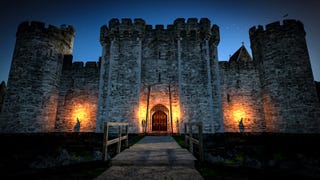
[0,19,319,133]
[97,18,223,133]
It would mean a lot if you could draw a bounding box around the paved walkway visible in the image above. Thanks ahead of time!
[95,136,204,180]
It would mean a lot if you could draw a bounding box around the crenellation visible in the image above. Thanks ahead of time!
[174,18,185,31]
[100,25,109,44]
[249,25,264,38]
[108,18,120,30]
[210,24,220,45]
[167,24,174,31]
[101,18,219,41]
[250,20,305,40]
[16,21,74,54]
[85,61,99,69]
[186,18,198,31]
[30,21,45,29]
[121,18,132,25]
[265,21,281,31]
[250,19,320,133]
[1,18,319,134]
[1,20,74,133]
[72,62,84,69]
[65,61,100,71]
[146,25,153,30]
[219,61,256,72]
[133,18,145,32]
[134,18,145,25]
[283,19,303,28]
[155,24,164,30]
[199,18,210,29]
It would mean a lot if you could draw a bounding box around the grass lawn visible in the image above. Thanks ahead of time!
[173,135,319,180]
[3,135,145,179]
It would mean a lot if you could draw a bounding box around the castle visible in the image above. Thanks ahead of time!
[0,18,319,133]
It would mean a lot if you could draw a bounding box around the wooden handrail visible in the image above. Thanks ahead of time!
[184,122,203,162]
[102,122,129,161]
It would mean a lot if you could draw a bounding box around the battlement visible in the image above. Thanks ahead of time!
[173,18,211,32]
[100,18,220,43]
[219,60,256,71]
[17,21,75,41]
[62,55,99,71]
[249,19,305,38]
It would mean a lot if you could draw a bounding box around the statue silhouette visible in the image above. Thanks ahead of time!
[74,118,81,132]
[239,118,244,133]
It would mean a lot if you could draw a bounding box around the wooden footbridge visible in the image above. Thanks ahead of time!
[95,122,204,180]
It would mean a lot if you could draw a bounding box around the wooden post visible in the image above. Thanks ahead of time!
[199,123,203,162]
[189,123,193,153]
[184,123,187,145]
[145,86,151,134]
[169,83,173,134]
[125,124,129,147]
[102,123,109,161]
[117,125,122,154]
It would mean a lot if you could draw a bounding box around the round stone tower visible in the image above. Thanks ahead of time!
[1,21,74,132]
[250,19,320,133]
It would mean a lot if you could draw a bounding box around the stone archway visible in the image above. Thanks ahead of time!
[150,104,169,132]
[152,110,167,131]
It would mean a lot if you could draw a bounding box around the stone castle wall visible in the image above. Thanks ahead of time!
[98,19,145,132]
[250,20,320,133]
[219,61,266,132]
[55,56,99,132]
[0,21,74,133]
[0,18,319,134]
[98,18,222,133]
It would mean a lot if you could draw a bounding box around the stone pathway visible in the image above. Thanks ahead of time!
[95,136,204,180]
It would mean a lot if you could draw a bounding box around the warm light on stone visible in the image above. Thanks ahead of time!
[70,102,96,131]
[1,19,319,133]
[233,109,245,123]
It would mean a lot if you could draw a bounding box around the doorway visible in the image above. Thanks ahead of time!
[152,110,167,131]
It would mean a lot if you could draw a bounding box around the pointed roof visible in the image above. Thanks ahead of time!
[229,44,252,62]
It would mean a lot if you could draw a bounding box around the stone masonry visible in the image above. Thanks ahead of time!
[250,20,320,133]
[0,18,319,133]
[0,22,74,132]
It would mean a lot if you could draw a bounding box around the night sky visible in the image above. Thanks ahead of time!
[0,0,319,83]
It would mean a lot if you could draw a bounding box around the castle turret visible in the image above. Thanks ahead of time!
[250,20,320,133]
[97,18,146,132]
[97,18,223,134]
[0,21,74,132]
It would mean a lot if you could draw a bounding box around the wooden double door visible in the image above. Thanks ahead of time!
[152,110,167,131]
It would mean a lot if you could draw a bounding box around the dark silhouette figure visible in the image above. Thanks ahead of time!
[74,118,81,132]
[239,118,244,133]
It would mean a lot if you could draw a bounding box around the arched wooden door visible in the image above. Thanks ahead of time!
[152,110,167,131]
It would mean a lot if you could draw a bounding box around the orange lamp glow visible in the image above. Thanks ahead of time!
[233,109,245,122]
[71,103,92,125]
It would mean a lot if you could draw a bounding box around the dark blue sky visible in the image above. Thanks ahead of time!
[0,0,319,82]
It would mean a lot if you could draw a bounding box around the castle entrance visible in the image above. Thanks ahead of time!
[152,110,167,131]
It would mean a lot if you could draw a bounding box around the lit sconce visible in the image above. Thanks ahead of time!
[238,118,244,133]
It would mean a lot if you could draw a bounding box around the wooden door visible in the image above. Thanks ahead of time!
[152,111,167,131]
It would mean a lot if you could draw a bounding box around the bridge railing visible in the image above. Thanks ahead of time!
[102,122,129,161]
[184,122,203,162]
